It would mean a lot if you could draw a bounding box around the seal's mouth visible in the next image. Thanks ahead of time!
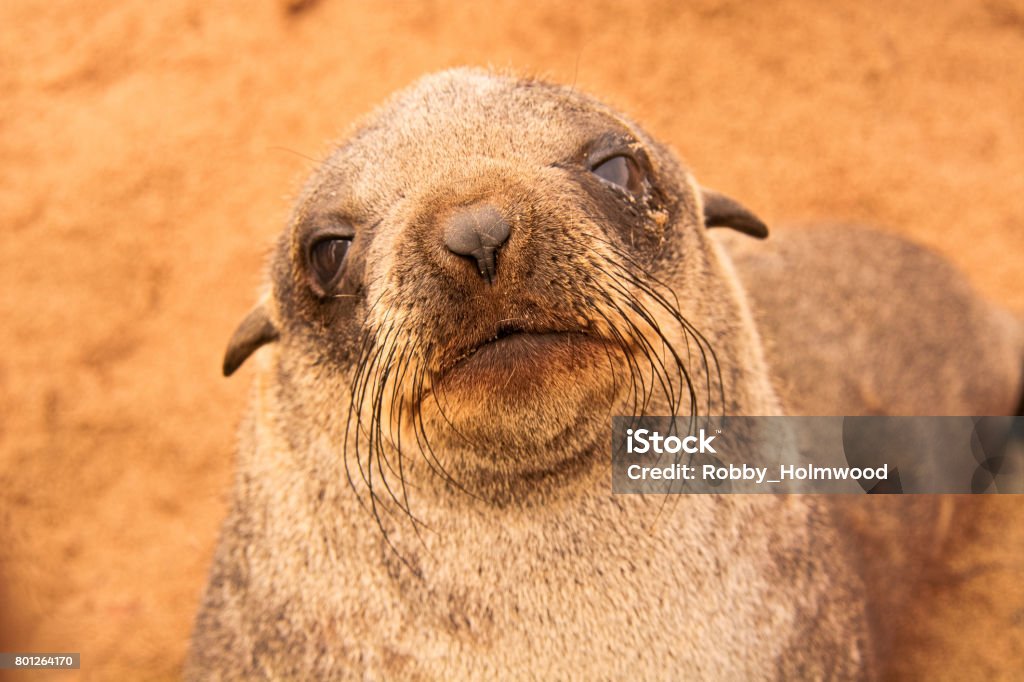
[407,321,627,476]
[432,324,617,392]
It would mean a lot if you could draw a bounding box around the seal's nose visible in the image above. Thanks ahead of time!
[442,204,511,284]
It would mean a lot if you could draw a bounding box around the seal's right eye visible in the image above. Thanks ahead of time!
[308,237,351,293]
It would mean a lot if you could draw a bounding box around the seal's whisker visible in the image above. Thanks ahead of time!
[342,311,430,577]
[383,332,439,533]
[579,249,709,522]
[354,318,397,479]
[360,326,402,521]
[579,242,697,420]
[387,337,421,516]
[587,282,656,417]
[345,296,409,516]
[410,353,481,501]
[389,335,474,496]
[581,288,647,422]
[591,241,724,416]
[593,281,676,418]
[587,264,684,415]
[387,338,447,548]
[342,310,392,516]
[599,264,702,420]
[368,323,416,517]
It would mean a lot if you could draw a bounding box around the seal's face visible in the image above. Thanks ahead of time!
[224,69,767,489]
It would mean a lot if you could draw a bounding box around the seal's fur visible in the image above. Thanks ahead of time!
[186,69,1023,680]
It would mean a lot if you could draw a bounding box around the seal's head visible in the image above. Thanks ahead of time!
[223,68,766,492]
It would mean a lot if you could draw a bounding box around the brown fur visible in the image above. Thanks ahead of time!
[720,226,1022,418]
[186,69,1022,680]
[720,226,1023,668]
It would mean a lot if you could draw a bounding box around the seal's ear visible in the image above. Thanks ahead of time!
[223,304,279,377]
[701,188,769,239]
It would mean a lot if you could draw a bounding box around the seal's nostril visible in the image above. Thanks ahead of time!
[442,204,511,284]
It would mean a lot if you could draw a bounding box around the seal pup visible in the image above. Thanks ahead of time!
[186,68,1022,680]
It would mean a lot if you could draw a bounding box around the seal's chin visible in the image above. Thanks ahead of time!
[420,331,624,472]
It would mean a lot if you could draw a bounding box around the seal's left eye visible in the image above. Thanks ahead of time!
[591,155,642,193]
[309,237,351,293]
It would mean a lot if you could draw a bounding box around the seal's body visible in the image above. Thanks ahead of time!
[721,226,1022,418]
[187,69,1022,680]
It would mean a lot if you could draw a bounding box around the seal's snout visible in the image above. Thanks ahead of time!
[442,203,511,284]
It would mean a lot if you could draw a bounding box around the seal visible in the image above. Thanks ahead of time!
[186,68,1023,680]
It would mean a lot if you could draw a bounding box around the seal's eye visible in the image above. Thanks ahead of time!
[591,155,642,193]
[308,237,351,293]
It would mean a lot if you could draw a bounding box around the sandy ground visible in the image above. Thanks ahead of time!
[1,0,1022,679]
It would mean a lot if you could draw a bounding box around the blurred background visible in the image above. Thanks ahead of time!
[1,0,1022,679]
